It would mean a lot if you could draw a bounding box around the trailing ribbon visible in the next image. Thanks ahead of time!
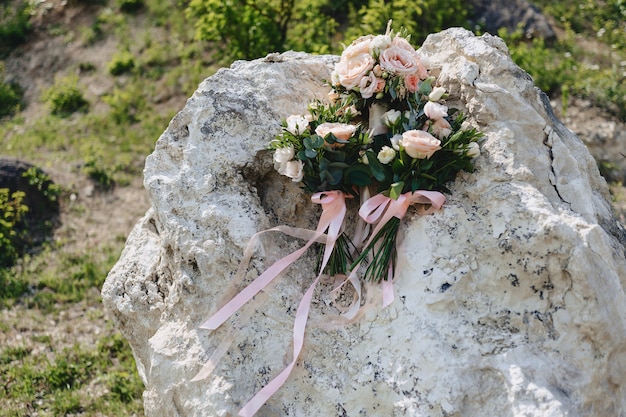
[195,190,347,417]
[352,190,446,306]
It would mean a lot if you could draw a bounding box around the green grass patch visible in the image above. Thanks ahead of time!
[0,332,144,416]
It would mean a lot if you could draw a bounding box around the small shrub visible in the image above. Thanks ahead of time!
[102,87,143,123]
[0,63,24,117]
[41,75,89,117]
[0,268,29,306]
[0,188,28,268]
[0,2,33,57]
[83,155,115,189]
[108,50,136,76]
[22,167,62,202]
[116,0,144,13]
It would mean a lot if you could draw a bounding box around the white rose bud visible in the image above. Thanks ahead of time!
[390,134,402,150]
[273,146,295,164]
[285,115,309,135]
[428,86,447,101]
[377,146,396,164]
[467,142,480,158]
[283,160,304,182]
[369,34,392,57]
[382,109,402,127]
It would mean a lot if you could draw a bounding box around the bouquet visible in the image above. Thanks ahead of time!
[271,22,482,283]
[197,22,483,417]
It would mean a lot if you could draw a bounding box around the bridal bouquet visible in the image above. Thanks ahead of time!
[197,22,482,417]
[271,23,481,283]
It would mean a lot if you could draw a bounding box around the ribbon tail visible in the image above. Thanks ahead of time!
[190,336,233,382]
[238,275,322,417]
[200,237,318,330]
[382,266,395,308]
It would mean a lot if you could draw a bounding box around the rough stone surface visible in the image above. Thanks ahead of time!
[102,28,626,417]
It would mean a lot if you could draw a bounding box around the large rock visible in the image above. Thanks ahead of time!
[102,28,626,417]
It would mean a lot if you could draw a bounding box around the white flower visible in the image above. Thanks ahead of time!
[360,151,369,165]
[428,86,446,101]
[283,160,304,182]
[424,101,448,120]
[377,146,396,164]
[390,134,402,150]
[273,146,295,164]
[369,34,392,57]
[285,115,309,135]
[467,142,480,158]
[382,109,402,127]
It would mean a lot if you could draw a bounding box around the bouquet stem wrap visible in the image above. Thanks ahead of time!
[196,191,347,417]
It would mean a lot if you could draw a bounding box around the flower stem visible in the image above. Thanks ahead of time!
[349,217,400,282]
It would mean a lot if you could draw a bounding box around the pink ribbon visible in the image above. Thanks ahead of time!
[357,190,446,307]
[197,190,347,416]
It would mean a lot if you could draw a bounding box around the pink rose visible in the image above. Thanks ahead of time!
[423,118,452,139]
[379,46,420,75]
[315,122,357,147]
[424,101,448,120]
[404,72,420,93]
[393,36,428,79]
[334,36,375,89]
[399,130,441,159]
[392,35,416,53]
[359,72,384,99]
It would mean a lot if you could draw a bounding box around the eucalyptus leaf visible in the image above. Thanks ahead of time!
[297,150,308,160]
[345,164,372,186]
[366,150,387,181]
[328,167,344,185]
[305,149,317,158]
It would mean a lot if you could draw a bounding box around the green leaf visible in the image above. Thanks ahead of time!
[305,149,317,158]
[328,167,343,185]
[297,150,308,160]
[366,150,387,181]
[304,135,324,149]
[390,182,404,200]
[345,164,372,186]
[418,77,434,95]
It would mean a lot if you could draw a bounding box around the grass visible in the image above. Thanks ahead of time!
[0,331,144,416]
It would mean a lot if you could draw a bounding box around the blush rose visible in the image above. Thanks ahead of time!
[399,130,441,159]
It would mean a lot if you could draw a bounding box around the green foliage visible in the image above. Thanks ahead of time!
[116,0,145,13]
[108,50,136,75]
[500,23,626,121]
[0,63,23,118]
[102,86,144,123]
[0,267,29,306]
[187,0,294,61]
[532,0,626,49]
[0,1,32,57]
[22,167,62,202]
[41,74,89,117]
[344,0,468,45]
[0,334,143,416]
[0,188,28,268]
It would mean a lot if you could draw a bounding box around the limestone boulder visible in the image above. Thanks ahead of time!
[102,28,626,417]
